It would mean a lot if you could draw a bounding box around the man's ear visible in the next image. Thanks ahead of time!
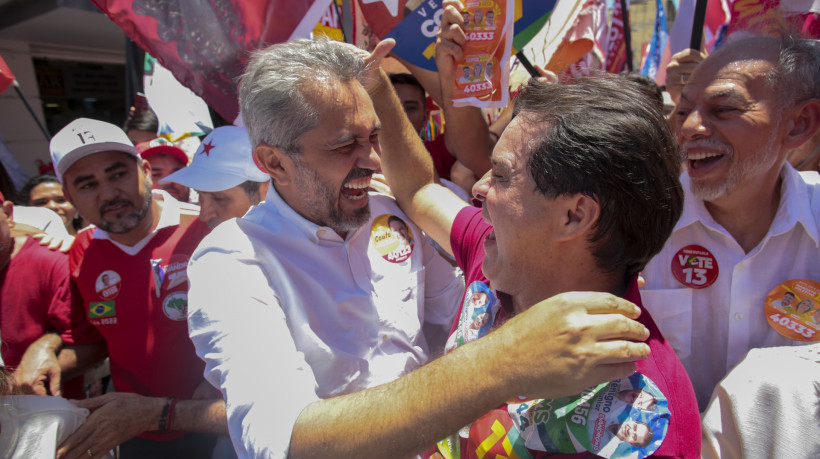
[3,201,14,228]
[558,193,600,241]
[783,98,820,149]
[255,144,295,186]
[141,158,153,188]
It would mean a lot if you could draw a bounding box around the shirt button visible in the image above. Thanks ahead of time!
[318,229,325,236]
[734,313,743,321]
[310,238,317,243]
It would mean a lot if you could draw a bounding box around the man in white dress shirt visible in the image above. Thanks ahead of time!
[187,38,652,458]
[641,35,820,410]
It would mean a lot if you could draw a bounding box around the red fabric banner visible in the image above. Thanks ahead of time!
[0,54,15,95]
[91,0,328,122]
[605,0,628,74]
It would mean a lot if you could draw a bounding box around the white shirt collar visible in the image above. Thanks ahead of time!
[258,185,349,243]
[93,190,183,255]
[676,164,820,248]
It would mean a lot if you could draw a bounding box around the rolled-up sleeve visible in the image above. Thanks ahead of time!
[188,242,319,458]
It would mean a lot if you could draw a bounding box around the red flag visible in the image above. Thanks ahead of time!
[605,0,628,73]
[91,0,331,122]
[0,54,15,95]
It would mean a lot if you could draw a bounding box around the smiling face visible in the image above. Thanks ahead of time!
[28,181,78,232]
[472,114,563,300]
[62,151,153,240]
[278,79,381,236]
[616,420,653,448]
[796,299,814,314]
[673,44,787,202]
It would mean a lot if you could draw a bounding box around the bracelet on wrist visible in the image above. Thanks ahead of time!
[158,395,177,432]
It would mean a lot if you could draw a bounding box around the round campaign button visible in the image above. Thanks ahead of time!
[370,214,414,263]
[95,270,121,300]
[764,279,820,342]
[670,245,718,289]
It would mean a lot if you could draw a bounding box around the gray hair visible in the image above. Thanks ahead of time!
[239,38,367,155]
[767,36,820,106]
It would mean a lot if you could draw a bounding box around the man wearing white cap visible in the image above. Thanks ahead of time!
[161,126,269,228]
[18,118,227,458]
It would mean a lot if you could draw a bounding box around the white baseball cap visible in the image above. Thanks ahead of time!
[161,126,269,192]
[49,118,140,183]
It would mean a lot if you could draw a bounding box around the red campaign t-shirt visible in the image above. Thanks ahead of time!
[447,206,701,458]
[0,237,95,398]
[69,216,210,441]
[424,134,456,182]
[0,236,100,367]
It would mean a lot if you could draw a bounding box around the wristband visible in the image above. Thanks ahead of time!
[158,396,177,432]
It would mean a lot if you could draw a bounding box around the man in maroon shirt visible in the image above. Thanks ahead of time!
[371,2,700,456]
[0,191,93,398]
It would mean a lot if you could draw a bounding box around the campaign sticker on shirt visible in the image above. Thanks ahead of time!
[164,254,190,290]
[445,281,499,352]
[507,373,670,458]
[764,279,820,341]
[370,214,414,263]
[162,291,188,321]
[88,301,117,325]
[94,270,121,300]
[670,245,718,289]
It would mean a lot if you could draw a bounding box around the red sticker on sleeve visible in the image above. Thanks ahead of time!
[670,245,719,289]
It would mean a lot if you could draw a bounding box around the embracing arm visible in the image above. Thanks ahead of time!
[289,292,651,458]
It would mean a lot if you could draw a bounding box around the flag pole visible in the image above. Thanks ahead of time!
[690,0,708,50]
[621,0,634,71]
[12,80,50,141]
[515,51,539,78]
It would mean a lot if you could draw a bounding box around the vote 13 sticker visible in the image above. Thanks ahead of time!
[670,245,718,289]
[764,279,820,341]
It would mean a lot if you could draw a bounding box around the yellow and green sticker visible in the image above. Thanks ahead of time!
[88,301,115,318]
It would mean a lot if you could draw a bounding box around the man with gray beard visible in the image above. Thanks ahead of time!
[640,36,820,410]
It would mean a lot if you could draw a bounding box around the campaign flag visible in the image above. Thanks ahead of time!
[655,0,695,85]
[143,54,213,141]
[0,54,14,95]
[91,0,333,123]
[605,0,630,73]
[358,0,558,71]
[640,0,669,81]
[314,0,345,42]
[562,0,609,78]
[705,0,730,51]
[726,0,820,38]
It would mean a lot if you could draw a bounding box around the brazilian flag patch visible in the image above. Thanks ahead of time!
[88,301,115,318]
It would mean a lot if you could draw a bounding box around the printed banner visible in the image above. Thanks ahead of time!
[451,0,514,108]
[358,0,558,71]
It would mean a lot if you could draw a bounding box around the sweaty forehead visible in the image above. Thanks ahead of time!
[684,57,776,103]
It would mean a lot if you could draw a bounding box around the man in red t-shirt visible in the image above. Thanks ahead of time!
[18,118,227,459]
[0,192,95,399]
[372,4,700,456]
